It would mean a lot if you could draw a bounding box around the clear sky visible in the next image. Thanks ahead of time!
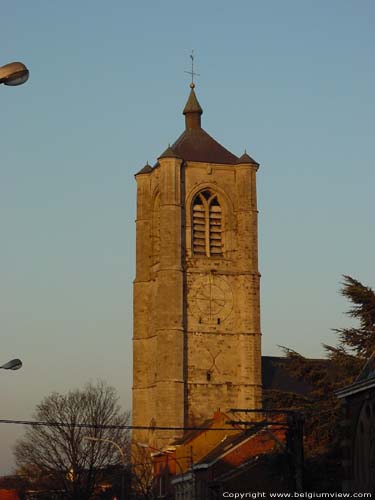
[0,0,374,474]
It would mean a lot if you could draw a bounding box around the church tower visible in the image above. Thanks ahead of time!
[133,82,262,449]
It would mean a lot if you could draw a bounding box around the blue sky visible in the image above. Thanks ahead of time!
[0,0,374,473]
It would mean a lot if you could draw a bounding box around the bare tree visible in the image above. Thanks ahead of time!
[131,445,155,500]
[14,381,130,500]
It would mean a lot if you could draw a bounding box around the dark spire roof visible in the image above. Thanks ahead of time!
[158,145,181,160]
[153,87,260,166]
[168,85,238,164]
[183,85,203,130]
[183,86,203,115]
[135,162,153,175]
[172,128,238,164]
[236,151,259,166]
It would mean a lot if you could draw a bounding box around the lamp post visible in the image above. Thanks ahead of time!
[0,62,29,86]
[1,62,26,375]
[0,358,22,370]
[136,442,187,499]
[136,441,187,474]
[83,436,126,500]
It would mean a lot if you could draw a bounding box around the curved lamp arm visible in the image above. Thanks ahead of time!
[83,436,126,464]
[136,441,185,476]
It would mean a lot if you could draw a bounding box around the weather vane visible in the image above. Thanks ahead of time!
[185,50,200,88]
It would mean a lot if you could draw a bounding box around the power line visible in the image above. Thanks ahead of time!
[0,418,286,431]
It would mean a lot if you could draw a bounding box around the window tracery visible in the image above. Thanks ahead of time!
[192,189,223,257]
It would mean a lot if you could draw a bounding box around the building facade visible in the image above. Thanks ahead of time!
[336,353,375,493]
[133,84,262,449]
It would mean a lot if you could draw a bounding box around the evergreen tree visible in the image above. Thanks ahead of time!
[331,275,375,359]
[264,275,375,456]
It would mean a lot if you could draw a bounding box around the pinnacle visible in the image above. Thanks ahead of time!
[183,88,203,116]
[236,151,259,166]
[158,145,181,160]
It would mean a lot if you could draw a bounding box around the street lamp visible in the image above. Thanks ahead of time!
[0,358,22,370]
[83,436,126,500]
[0,62,29,86]
[136,442,187,499]
[136,442,185,475]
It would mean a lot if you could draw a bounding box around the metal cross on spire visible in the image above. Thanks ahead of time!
[185,50,200,88]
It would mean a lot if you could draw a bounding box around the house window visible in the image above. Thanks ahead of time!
[192,190,223,257]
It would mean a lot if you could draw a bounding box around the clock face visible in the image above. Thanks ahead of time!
[190,274,233,324]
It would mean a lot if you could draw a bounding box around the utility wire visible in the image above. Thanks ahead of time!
[0,418,286,431]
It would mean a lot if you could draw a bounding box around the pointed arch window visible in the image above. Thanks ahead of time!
[192,189,223,257]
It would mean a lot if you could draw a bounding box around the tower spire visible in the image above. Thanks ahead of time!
[183,52,203,129]
[183,86,203,129]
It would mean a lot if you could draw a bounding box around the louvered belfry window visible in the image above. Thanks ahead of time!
[192,190,223,257]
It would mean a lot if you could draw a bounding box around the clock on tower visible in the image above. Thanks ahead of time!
[133,81,261,450]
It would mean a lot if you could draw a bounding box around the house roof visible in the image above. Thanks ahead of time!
[194,427,259,466]
[336,351,375,399]
[262,356,314,394]
[0,490,20,500]
[190,417,286,477]
[172,416,216,445]
[336,376,375,399]
[173,410,238,446]
[356,350,375,382]
[173,357,317,449]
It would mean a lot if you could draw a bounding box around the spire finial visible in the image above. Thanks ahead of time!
[184,50,200,88]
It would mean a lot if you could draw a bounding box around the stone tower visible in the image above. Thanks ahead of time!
[133,84,261,449]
